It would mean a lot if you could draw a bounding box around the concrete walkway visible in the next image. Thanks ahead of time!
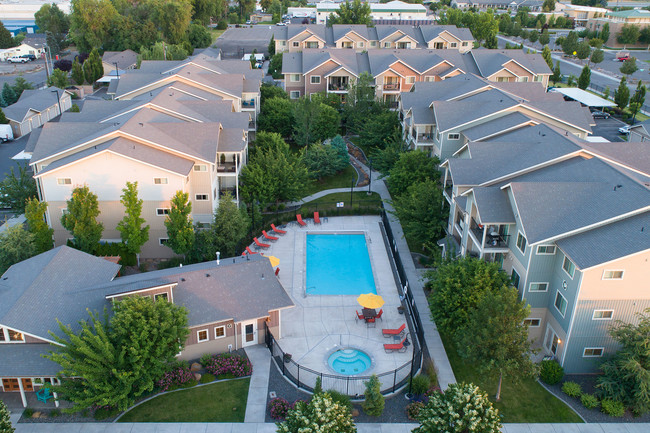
[243,345,272,423]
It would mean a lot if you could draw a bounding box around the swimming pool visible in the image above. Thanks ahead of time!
[328,348,371,375]
[306,233,376,296]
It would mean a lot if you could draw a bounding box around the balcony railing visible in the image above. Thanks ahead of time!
[248,121,256,129]
[328,83,349,91]
[484,234,510,249]
[217,162,237,173]
[383,83,400,91]
[219,187,236,199]
[470,218,484,243]
[242,100,255,108]
[444,185,452,199]
[417,133,434,143]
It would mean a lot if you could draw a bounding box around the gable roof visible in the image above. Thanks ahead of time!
[470,50,552,77]
[3,87,70,123]
[102,49,138,70]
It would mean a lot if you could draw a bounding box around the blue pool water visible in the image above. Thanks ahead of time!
[306,234,376,296]
[328,349,371,375]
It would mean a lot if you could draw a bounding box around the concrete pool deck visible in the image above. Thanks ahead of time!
[256,215,413,395]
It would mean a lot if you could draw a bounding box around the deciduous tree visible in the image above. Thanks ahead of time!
[117,182,149,257]
[48,68,69,89]
[25,198,54,254]
[259,97,293,137]
[187,23,212,48]
[630,80,646,123]
[576,41,591,61]
[561,31,578,56]
[386,150,439,197]
[209,191,250,258]
[70,0,120,51]
[590,48,604,66]
[615,76,630,109]
[617,24,640,47]
[539,28,550,45]
[61,185,104,254]
[0,163,37,212]
[0,22,14,49]
[620,57,638,76]
[327,0,371,26]
[0,225,37,275]
[164,190,195,257]
[292,98,340,147]
[303,142,348,179]
[35,3,70,54]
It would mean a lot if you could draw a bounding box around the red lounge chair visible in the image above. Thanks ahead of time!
[271,223,286,234]
[296,214,307,226]
[314,212,321,224]
[262,230,278,241]
[241,246,258,255]
[384,336,407,353]
[382,323,406,338]
[254,237,270,249]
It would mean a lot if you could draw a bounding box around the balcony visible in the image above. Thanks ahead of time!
[470,218,510,250]
[248,120,256,130]
[417,133,434,143]
[219,187,236,200]
[443,185,452,203]
[216,162,237,173]
[242,100,255,108]
[328,83,349,92]
[383,83,400,91]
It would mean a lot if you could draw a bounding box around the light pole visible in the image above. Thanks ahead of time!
[113,62,120,80]
[51,89,62,116]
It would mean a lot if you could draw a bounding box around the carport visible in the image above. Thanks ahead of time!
[549,87,616,109]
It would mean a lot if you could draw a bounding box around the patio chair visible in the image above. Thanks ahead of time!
[355,310,365,322]
[242,246,258,256]
[314,212,321,224]
[254,237,270,249]
[375,309,383,321]
[296,214,307,227]
[262,230,279,241]
[382,323,406,338]
[384,336,408,353]
[36,386,53,403]
[366,317,376,328]
[271,223,287,235]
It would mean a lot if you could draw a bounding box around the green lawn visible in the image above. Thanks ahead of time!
[441,334,583,423]
[118,378,250,422]
[209,28,226,43]
[303,165,359,196]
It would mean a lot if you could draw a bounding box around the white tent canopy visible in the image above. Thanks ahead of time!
[549,87,616,107]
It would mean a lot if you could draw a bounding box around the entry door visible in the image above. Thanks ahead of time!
[544,326,560,356]
[241,320,258,347]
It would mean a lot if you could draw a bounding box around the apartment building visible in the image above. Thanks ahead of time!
[26,52,261,259]
[0,247,292,406]
[273,24,474,53]
[439,127,650,373]
[451,0,543,12]
[316,1,430,25]
[587,9,650,48]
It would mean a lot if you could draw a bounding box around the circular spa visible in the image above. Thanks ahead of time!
[328,348,372,375]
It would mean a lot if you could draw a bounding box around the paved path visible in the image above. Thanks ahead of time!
[244,346,271,423]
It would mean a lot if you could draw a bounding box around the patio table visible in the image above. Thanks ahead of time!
[362,308,377,320]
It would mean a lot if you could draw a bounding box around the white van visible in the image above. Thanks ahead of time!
[0,124,14,142]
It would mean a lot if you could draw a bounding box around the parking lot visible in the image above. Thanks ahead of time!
[590,116,627,143]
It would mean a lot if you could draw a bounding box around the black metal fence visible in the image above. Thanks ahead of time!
[586,82,650,115]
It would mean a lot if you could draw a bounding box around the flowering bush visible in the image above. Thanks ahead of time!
[156,365,195,392]
[268,397,292,420]
[413,382,502,433]
[204,353,252,378]
[277,393,356,433]
[407,401,425,420]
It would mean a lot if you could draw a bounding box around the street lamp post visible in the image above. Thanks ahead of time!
[113,62,120,80]
[51,89,62,116]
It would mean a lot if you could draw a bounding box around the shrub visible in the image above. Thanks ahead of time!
[539,359,564,385]
[199,373,216,384]
[562,381,582,398]
[277,393,355,433]
[181,379,198,388]
[23,408,34,418]
[410,375,431,396]
[93,406,119,420]
[326,390,352,410]
[313,377,322,394]
[217,20,227,30]
[156,365,195,391]
[50,409,61,417]
[601,399,625,417]
[269,397,292,420]
[203,353,253,378]
[362,374,384,416]
[407,401,425,420]
[199,353,213,366]
[581,393,600,410]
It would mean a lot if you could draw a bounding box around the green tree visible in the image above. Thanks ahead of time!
[116,181,149,257]
[0,163,37,212]
[187,23,212,48]
[210,191,250,258]
[597,308,650,415]
[2,83,17,106]
[630,80,646,123]
[615,76,630,110]
[617,24,640,47]
[154,0,193,44]
[551,60,561,84]
[0,108,7,124]
[83,48,103,84]
[562,31,578,56]
[386,150,439,197]
[260,82,287,103]
[268,34,275,56]
[46,297,189,412]
[369,130,408,174]
[620,57,639,76]
[639,26,650,49]
[259,96,293,137]
[457,288,538,401]
[24,198,54,254]
[237,0,256,20]
[331,134,349,166]
[69,0,120,51]
[600,22,610,44]
[292,98,340,147]
[426,256,511,337]
[413,383,502,433]
[191,0,217,25]
[542,0,555,12]
[48,68,69,89]
[0,22,14,49]
[528,30,539,43]
[240,132,308,205]
[61,185,103,254]
[358,110,400,150]
[70,103,80,112]
[469,12,498,46]
[164,190,195,257]
[362,374,384,416]
[604,85,610,100]
[277,393,356,433]
[139,41,188,61]
[267,52,283,79]
[328,0,371,26]
[12,77,33,99]
[541,44,553,70]
[71,58,85,85]
[0,399,14,433]
[343,72,376,135]
[303,142,348,179]
[576,41,591,61]
[578,65,591,90]
[0,225,37,275]
[35,3,70,54]
[590,48,604,66]
[392,179,446,252]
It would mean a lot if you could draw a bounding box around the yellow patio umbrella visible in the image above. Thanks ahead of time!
[266,255,280,267]
[357,293,384,309]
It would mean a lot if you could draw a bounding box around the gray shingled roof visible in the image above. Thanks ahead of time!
[102,49,138,70]
[419,25,474,43]
[30,121,121,163]
[3,88,67,123]
[461,112,534,141]
[556,212,650,270]
[433,90,520,131]
[471,187,515,224]
[579,141,650,178]
[470,50,552,77]
[0,344,62,376]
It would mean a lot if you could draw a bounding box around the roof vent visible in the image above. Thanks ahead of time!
[180,277,185,282]
[139,122,144,127]
[206,273,210,277]
[261,273,265,280]
[614,184,623,191]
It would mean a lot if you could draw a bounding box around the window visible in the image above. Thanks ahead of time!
[155,293,168,302]
[290,74,300,82]
[529,282,549,292]
[516,232,527,253]
[195,194,208,201]
[154,178,168,185]
[405,76,415,84]
[602,270,624,280]
[593,310,614,320]
[215,326,226,339]
[535,75,544,82]
[450,42,457,48]
[516,76,529,82]
[536,245,556,255]
[290,91,300,99]
[159,238,169,246]
[280,41,286,46]
[310,76,321,84]
[554,291,568,317]
[447,133,460,140]
[8,329,24,342]
[370,41,377,47]
[383,42,391,48]
[0,328,4,342]
[357,41,364,48]
[292,42,299,47]
[57,178,72,185]
[424,76,435,82]
[497,77,508,82]
[583,347,604,357]
[524,318,541,327]
[563,256,576,278]
[193,165,207,172]
[197,329,209,343]
[462,42,469,46]
[511,269,520,289]
[156,208,170,216]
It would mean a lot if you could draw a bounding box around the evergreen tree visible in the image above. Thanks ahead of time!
[24,198,54,254]
[60,185,104,254]
[578,65,591,90]
[576,41,591,61]
[1,83,17,106]
[620,57,639,76]
[551,60,561,84]
[0,107,7,124]
[590,49,604,66]
[83,48,103,84]
[0,399,14,433]
[630,80,646,123]
[0,163,38,212]
[268,34,275,56]
[362,374,385,416]
[561,31,578,56]
[210,191,250,258]
[600,23,610,45]
[0,22,13,49]
[541,45,553,70]
[72,58,85,85]
[0,225,37,275]
[117,181,149,257]
[539,28,550,45]
[614,76,630,110]
[164,190,195,257]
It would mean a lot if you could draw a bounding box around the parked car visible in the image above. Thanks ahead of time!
[20,54,36,61]
[0,124,13,142]
[276,21,286,26]
[7,56,28,63]
[591,111,610,119]
[615,51,630,62]
[619,124,632,134]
